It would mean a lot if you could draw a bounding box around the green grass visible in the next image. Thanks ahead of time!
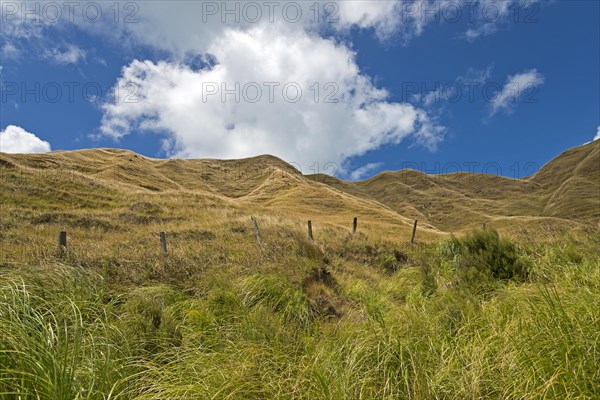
[1,229,598,399]
[1,144,598,399]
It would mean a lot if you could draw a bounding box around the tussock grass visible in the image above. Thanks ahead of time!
[0,266,136,399]
[1,145,599,398]
[0,228,598,399]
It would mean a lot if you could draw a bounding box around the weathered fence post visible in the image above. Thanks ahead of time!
[353,217,358,234]
[251,217,263,246]
[308,220,313,240]
[482,222,487,230]
[410,220,418,245]
[58,231,67,253]
[159,231,168,255]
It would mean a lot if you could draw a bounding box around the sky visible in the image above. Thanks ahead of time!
[0,0,599,180]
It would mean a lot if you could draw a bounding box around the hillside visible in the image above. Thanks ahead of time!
[1,141,598,244]
[1,142,599,400]
[310,140,600,232]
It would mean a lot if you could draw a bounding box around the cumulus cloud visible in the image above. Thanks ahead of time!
[0,1,410,58]
[0,1,443,58]
[349,162,383,181]
[0,125,51,153]
[2,1,447,168]
[1,0,546,59]
[109,1,427,54]
[594,126,600,142]
[101,24,443,173]
[489,69,544,116]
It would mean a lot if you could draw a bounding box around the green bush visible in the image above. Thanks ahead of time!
[447,229,529,286]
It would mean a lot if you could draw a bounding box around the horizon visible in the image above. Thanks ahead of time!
[3,139,597,183]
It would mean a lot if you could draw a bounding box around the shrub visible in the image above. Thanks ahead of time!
[447,229,529,287]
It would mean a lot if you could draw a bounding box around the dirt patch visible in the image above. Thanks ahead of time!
[139,184,161,192]
[381,249,410,274]
[0,158,16,169]
[303,265,339,290]
[230,226,249,234]
[302,266,343,319]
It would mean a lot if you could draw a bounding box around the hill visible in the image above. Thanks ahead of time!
[1,141,598,243]
[0,142,598,400]
[310,140,600,233]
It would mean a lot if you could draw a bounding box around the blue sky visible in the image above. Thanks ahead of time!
[1,0,599,180]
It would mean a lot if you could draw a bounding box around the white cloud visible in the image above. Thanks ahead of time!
[2,1,446,167]
[110,1,423,55]
[0,1,409,58]
[460,65,494,84]
[489,69,544,116]
[414,65,493,107]
[0,0,545,60]
[1,41,20,60]
[462,0,541,42]
[349,162,383,181]
[334,0,431,41]
[0,125,51,153]
[594,126,600,142]
[46,44,86,65]
[100,23,443,173]
[0,2,86,64]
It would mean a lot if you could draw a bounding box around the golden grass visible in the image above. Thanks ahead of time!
[0,143,599,399]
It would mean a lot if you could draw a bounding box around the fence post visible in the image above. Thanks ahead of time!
[410,220,418,245]
[251,217,263,246]
[159,232,167,255]
[482,222,487,230]
[58,231,67,253]
[353,217,358,234]
[308,220,313,240]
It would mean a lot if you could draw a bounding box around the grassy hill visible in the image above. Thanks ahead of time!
[310,140,600,234]
[0,141,598,399]
[1,140,598,241]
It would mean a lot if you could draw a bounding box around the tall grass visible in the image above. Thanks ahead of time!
[0,265,136,399]
[1,229,598,399]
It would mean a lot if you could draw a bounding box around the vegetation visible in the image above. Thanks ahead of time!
[0,227,598,399]
[0,144,598,398]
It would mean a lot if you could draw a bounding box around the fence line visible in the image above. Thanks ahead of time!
[46,217,434,257]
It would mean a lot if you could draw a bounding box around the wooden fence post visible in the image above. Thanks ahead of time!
[308,220,313,240]
[251,217,263,246]
[159,232,167,255]
[58,231,67,252]
[410,220,418,245]
[482,222,487,230]
[353,217,358,234]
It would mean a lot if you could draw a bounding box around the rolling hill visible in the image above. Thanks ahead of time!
[0,141,598,400]
[0,140,598,241]
[310,140,600,232]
